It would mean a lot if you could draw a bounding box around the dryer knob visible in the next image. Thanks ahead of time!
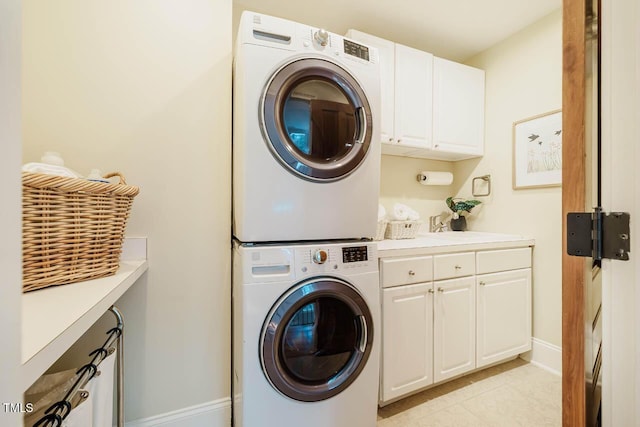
[313,249,328,264]
[314,29,329,47]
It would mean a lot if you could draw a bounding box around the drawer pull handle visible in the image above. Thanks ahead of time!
[437,287,444,292]
[408,270,416,276]
[455,265,462,270]
[479,281,486,286]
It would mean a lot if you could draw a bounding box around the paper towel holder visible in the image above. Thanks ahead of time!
[472,174,492,197]
[416,171,453,186]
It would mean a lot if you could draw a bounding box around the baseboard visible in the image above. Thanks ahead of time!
[520,337,562,376]
[125,397,231,427]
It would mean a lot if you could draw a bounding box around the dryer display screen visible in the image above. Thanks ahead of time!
[342,246,368,263]
[343,40,369,61]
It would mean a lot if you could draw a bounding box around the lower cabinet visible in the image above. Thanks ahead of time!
[379,246,532,405]
[433,277,476,383]
[381,282,434,402]
[476,269,532,368]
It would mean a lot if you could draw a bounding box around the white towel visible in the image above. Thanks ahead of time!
[391,203,420,221]
[22,162,81,178]
[392,203,409,220]
[377,204,386,221]
[406,207,420,221]
[87,351,116,427]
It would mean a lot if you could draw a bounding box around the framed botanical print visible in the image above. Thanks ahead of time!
[512,110,562,189]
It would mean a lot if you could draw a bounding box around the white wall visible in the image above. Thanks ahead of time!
[22,0,232,422]
[0,0,22,426]
[456,10,562,347]
[379,156,455,222]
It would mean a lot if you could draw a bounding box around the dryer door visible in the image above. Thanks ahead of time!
[261,58,373,182]
[261,277,374,402]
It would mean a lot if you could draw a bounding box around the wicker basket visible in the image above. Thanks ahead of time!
[384,220,422,240]
[375,220,388,241]
[22,171,140,292]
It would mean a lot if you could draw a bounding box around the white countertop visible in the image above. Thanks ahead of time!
[377,231,535,257]
[21,238,148,390]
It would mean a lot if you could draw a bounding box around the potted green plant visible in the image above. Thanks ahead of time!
[446,197,482,231]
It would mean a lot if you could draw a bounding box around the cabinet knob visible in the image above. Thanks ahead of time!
[434,144,440,149]
[428,288,434,294]
[437,287,444,292]
[408,270,415,276]
[388,137,394,142]
[397,139,402,143]
[479,281,486,286]
[455,265,462,270]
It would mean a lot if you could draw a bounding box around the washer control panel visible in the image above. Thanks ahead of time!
[295,243,377,277]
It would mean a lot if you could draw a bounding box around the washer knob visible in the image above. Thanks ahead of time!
[313,249,328,264]
[314,29,329,47]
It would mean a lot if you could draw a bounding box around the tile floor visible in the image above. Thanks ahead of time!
[377,358,561,427]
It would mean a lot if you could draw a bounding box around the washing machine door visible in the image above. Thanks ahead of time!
[261,277,374,402]
[261,58,373,182]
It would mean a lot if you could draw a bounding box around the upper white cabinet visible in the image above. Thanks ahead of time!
[432,57,485,159]
[346,29,484,161]
[393,44,433,149]
[345,30,433,151]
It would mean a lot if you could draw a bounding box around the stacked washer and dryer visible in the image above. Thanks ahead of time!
[232,11,382,427]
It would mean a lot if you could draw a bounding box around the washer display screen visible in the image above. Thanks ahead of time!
[342,246,368,263]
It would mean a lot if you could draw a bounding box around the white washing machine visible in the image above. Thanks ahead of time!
[233,11,381,243]
[232,240,380,427]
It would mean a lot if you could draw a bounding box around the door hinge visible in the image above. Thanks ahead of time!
[567,208,630,260]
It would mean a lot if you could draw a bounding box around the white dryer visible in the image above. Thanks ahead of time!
[232,241,380,427]
[233,11,381,243]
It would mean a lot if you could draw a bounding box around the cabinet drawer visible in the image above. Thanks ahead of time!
[476,247,531,275]
[433,252,475,280]
[381,256,433,288]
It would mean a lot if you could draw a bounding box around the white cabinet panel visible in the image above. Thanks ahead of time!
[346,30,434,154]
[381,282,434,402]
[433,276,476,382]
[476,247,532,275]
[393,44,433,149]
[476,269,532,368]
[381,256,433,288]
[433,57,485,158]
[433,252,475,280]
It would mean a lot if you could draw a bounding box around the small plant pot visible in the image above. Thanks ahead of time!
[450,216,467,231]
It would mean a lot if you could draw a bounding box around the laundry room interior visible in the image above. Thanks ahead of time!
[3,0,578,426]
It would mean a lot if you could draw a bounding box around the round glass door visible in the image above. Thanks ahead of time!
[260,278,374,402]
[261,58,373,181]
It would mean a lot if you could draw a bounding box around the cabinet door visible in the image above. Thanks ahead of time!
[394,44,433,149]
[433,276,475,383]
[432,57,484,157]
[345,30,395,143]
[381,282,433,402]
[476,269,532,368]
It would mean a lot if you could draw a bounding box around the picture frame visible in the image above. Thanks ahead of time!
[512,109,562,189]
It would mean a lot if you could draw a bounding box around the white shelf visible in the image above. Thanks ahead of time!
[21,259,148,390]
